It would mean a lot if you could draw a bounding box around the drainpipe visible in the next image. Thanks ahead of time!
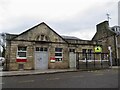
[5,40,11,71]
[115,34,119,66]
[0,43,1,57]
[114,35,117,66]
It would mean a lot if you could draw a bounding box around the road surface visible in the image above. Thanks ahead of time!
[2,69,119,88]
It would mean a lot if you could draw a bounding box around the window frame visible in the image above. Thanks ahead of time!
[55,48,63,61]
[82,49,87,60]
[17,46,27,59]
[35,47,48,52]
[69,49,75,52]
[87,49,93,60]
[41,35,44,41]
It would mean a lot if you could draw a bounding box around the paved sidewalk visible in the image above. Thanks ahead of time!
[111,66,120,69]
[0,69,77,77]
[0,66,119,77]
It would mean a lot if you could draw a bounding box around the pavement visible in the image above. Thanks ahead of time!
[0,68,77,77]
[0,66,119,77]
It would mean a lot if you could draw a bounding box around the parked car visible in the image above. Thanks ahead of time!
[0,57,5,66]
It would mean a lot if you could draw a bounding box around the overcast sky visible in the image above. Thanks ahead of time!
[0,0,119,40]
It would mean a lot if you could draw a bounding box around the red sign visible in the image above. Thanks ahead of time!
[16,59,27,62]
[50,57,55,63]
[50,57,55,60]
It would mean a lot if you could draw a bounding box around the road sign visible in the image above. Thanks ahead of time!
[95,46,102,53]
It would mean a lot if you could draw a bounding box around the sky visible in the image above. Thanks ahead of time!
[0,0,119,40]
[118,1,120,26]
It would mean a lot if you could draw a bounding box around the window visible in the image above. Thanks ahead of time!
[36,36,40,41]
[69,49,75,52]
[55,48,63,61]
[55,48,62,52]
[82,49,86,53]
[44,48,48,51]
[87,49,92,60]
[45,36,48,41]
[36,34,49,41]
[41,35,49,41]
[18,47,26,51]
[82,49,87,60]
[40,47,44,51]
[55,53,62,56]
[35,47,48,51]
[41,35,44,41]
[17,47,27,58]
[18,52,26,57]
[36,47,40,51]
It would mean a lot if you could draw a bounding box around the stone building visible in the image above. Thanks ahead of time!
[92,21,120,66]
[4,22,101,71]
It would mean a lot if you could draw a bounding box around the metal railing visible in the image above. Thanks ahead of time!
[76,52,110,70]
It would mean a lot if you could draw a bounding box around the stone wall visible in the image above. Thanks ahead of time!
[92,21,120,65]
[4,22,100,70]
[5,41,69,70]
[5,41,35,70]
[5,23,69,70]
[48,43,69,69]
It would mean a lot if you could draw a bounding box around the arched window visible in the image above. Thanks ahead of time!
[41,34,44,41]
[35,34,49,41]
[36,35,40,41]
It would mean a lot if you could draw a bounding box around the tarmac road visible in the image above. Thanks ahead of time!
[2,69,119,88]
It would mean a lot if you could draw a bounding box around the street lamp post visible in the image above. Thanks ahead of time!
[108,46,112,68]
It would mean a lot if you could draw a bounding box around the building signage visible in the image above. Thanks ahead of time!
[16,59,27,62]
[94,46,102,53]
[50,57,55,63]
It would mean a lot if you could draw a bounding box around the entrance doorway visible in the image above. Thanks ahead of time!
[35,47,48,70]
[69,49,76,69]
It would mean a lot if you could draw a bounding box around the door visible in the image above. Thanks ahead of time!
[69,50,76,68]
[35,47,48,70]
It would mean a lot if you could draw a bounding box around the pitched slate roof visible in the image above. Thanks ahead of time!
[61,35,81,40]
[6,33,18,40]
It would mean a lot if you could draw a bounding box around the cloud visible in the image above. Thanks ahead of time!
[47,1,118,40]
[0,0,119,40]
